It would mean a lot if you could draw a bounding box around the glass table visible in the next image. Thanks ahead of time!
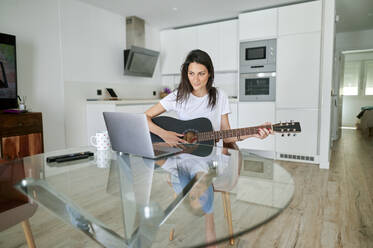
[11,144,294,248]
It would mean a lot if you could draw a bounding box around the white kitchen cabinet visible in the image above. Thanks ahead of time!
[197,23,219,68]
[87,103,153,144]
[237,102,275,151]
[176,26,198,67]
[239,8,277,41]
[161,20,238,74]
[275,109,318,156]
[116,104,146,113]
[229,102,238,129]
[219,20,238,71]
[276,32,321,109]
[197,20,238,72]
[86,104,115,144]
[160,27,197,74]
[160,30,179,74]
[278,0,322,36]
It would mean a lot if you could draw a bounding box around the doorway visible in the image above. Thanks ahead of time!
[333,49,373,139]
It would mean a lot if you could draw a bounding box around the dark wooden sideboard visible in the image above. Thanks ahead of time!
[0,112,44,162]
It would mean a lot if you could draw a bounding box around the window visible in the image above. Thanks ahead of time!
[364,61,373,95]
[342,61,361,95]
[342,56,373,96]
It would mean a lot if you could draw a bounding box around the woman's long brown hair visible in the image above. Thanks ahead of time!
[176,49,217,109]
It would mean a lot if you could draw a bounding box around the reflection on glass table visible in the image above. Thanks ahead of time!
[13,144,294,248]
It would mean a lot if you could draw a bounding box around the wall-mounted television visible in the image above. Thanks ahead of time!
[0,32,18,110]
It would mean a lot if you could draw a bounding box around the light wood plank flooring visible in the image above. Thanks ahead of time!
[1,129,372,248]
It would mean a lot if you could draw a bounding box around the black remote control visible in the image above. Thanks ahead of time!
[46,151,94,163]
[55,154,91,163]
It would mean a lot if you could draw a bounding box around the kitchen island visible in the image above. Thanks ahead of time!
[86,98,238,146]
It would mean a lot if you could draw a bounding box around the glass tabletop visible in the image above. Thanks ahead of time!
[11,144,294,248]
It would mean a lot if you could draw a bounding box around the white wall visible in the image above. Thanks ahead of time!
[0,0,65,151]
[0,0,163,150]
[61,0,162,148]
[336,29,373,52]
[334,30,373,127]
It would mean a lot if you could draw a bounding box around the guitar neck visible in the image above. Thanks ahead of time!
[197,125,272,142]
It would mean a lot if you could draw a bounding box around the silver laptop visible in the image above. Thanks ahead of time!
[103,112,182,159]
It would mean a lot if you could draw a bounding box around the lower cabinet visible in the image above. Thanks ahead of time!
[87,101,239,146]
[237,102,275,151]
[229,102,238,129]
[1,134,43,161]
[275,109,318,156]
[86,103,179,145]
[0,112,44,161]
[87,102,319,159]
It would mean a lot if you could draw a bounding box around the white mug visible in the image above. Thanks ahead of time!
[96,150,111,168]
[90,131,111,151]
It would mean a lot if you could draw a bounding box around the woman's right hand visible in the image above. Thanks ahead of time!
[160,130,187,147]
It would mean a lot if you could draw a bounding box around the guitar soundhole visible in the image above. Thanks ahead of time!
[183,130,198,144]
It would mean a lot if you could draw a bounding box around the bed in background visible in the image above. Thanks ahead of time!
[357,106,373,136]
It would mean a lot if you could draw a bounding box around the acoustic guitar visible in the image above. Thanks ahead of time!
[150,116,301,156]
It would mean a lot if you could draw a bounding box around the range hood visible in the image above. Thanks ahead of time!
[124,16,159,77]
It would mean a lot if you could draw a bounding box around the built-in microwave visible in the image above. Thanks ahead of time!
[240,39,276,73]
[239,72,276,101]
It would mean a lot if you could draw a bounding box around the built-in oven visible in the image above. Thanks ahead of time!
[240,39,276,73]
[239,72,276,101]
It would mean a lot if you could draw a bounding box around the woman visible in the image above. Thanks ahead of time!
[145,49,272,146]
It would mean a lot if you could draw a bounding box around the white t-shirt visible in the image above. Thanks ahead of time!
[160,88,230,132]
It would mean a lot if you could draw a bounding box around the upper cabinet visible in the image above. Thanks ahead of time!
[176,26,198,65]
[197,23,219,68]
[160,27,197,74]
[276,32,321,109]
[160,20,238,74]
[239,8,278,41]
[219,20,238,71]
[278,0,322,36]
[160,29,179,74]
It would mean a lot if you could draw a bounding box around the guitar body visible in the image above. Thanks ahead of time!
[151,116,214,156]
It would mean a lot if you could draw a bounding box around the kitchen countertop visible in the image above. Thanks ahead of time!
[87,97,238,105]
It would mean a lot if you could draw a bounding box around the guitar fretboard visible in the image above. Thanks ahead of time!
[197,125,272,142]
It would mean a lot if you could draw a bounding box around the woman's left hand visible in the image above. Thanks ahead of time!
[254,122,274,139]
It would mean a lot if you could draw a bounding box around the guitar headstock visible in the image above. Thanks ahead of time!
[272,121,301,136]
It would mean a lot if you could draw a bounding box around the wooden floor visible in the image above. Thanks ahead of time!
[1,129,372,248]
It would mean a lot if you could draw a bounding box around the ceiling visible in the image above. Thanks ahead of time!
[336,0,373,33]
[78,0,309,29]
[78,0,373,33]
